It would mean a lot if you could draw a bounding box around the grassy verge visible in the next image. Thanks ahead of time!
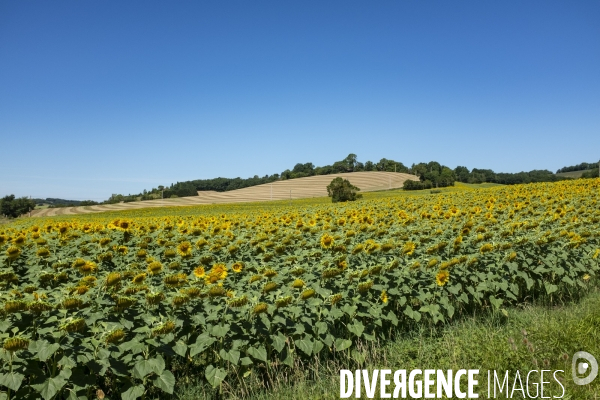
[177,287,600,399]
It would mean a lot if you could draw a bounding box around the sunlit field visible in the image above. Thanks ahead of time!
[1,179,599,399]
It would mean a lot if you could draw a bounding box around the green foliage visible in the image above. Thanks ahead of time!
[0,195,36,218]
[454,166,569,185]
[411,161,455,187]
[403,179,433,191]
[326,177,362,202]
[581,168,599,178]
[557,161,598,173]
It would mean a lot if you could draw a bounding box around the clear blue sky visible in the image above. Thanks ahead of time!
[1,1,599,200]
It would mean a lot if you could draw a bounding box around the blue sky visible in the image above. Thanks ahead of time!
[1,1,599,200]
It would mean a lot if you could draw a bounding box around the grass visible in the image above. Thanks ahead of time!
[177,286,600,399]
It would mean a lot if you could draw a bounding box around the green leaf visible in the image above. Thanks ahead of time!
[341,305,357,316]
[219,349,240,365]
[335,338,352,352]
[153,370,175,394]
[121,384,145,400]
[315,321,328,335]
[544,282,558,295]
[132,356,164,379]
[351,349,366,364]
[211,324,230,338]
[387,311,398,326]
[404,306,421,322]
[189,334,216,357]
[240,357,253,366]
[347,320,364,337]
[37,342,60,362]
[32,375,68,400]
[313,340,324,354]
[295,337,313,356]
[173,341,187,357]
[205,365,227,388]
[489,295,503,310]
[270,333,286,353]
[247,345,268,363]
[70,367,95,388]
[0,372,24,391]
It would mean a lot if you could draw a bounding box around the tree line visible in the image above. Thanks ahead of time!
[104,156,600,200]
[5,157,597,215]
[556,161,598,173]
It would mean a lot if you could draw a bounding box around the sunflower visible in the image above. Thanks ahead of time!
[479,243,494,253]
[6,246,21,260]
[36,247,50,258]
[177,241,193,257]
[436,270,450,286]
[148,261,163,275]
[205,263,227,284]
[380,290,388,304]
[193,266,205,278]
[12,236,26,247]
[232,262,244,273]
[402,242,416,256]
[364,239,381,254]
[79,261,97,275]
[320,233,334,249]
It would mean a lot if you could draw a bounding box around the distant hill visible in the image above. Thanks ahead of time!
[30,171,419,217]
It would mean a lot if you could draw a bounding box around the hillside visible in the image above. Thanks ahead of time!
[30,171,418,217]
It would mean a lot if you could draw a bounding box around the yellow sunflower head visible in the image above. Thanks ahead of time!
[436,270,450,286]
[177,241,193,257]
[232,262,244,273]
[320,233,334,249]
[193,266,205,278]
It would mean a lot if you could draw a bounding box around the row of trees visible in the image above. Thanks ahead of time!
[556,162,598,173]
[280,154,410,179]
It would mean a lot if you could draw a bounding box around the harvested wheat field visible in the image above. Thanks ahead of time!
[30,171,418,217]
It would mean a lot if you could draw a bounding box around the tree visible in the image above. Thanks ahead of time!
[0,195,36,218]
[343,154,358,171]
[327,177,362,203]
[454,166,470,183]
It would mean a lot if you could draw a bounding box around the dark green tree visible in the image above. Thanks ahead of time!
[0,195,36,218]
[327,177,362,203]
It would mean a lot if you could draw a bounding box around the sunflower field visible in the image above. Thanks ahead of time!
[0,179,599,399]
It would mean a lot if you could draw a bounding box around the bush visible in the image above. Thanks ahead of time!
[327,177,362,202]
[403,179,433,191]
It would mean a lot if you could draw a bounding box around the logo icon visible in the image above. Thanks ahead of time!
[572,351,598,385]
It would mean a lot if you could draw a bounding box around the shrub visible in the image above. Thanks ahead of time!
[403,179,433,191]
[327,177,362,202]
